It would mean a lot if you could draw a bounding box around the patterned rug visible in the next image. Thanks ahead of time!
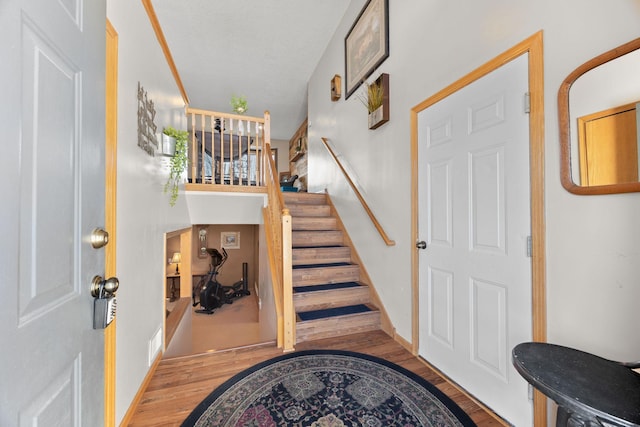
[181,350,477,426]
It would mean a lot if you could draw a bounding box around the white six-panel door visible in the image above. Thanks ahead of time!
[418,54,533,426]
[0,0,107,425]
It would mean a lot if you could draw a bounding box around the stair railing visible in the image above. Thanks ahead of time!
[185,107,269,189]
[262,118,295,351]
[320,137,395,246]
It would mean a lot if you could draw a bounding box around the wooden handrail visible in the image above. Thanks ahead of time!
[320,137,395,246]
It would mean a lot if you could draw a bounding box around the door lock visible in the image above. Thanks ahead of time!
[91,275,119,329]
[416,240,427,250]
[90,228,110,249]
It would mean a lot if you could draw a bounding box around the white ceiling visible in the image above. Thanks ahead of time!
[152,0,353,140]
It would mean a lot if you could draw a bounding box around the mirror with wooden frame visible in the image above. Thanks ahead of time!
[559,38,640,195]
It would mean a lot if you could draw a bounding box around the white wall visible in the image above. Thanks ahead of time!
[308,0,640,361]
[107,1,190,423]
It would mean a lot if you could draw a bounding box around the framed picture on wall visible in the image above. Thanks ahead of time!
[221,231,240,249]
[344,0,389,99]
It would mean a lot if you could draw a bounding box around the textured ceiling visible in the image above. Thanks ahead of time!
[152,0,352,140]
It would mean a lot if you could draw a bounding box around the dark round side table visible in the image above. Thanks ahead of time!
[512,342,640,427]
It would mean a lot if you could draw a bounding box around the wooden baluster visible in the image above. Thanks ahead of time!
[249,118,255,186]
[207,114,213,184]
[264,111,271,187]
[241,118,246,186]
[231,118,236,185]
[190,112,196,183]
[200,114,207,184]
[256,120,263,186]
[220,116,225,185]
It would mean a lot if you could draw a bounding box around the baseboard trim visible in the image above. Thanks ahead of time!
[118,352,163,427]
[393,331,413,353]
[416,355,511,426]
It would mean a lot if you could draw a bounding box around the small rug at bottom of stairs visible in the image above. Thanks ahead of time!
[181,349,477,427]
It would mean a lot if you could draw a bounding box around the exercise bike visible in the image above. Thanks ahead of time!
[193,247,250,314]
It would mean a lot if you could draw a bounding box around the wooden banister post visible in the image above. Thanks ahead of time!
[281,208,295,351]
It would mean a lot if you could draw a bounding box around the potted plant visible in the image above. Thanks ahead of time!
[230,95,248,115]
[357,73,389,129]
[163,126,189,206]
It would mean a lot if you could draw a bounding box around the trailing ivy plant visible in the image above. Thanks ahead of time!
[163,126,189,206]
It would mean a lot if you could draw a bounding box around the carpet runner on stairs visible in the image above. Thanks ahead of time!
[293,281,361,293]
[297,304,372,321]
[292,262,351,269]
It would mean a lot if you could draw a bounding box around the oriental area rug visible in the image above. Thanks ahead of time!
[181,349,476,427]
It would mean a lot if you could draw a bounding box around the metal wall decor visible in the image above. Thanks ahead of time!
[198,228,208,258]
[137,82,158,156]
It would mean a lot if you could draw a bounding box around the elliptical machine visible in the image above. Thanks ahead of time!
[193,247,250,314]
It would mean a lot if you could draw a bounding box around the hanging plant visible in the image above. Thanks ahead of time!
[163,126,189,206]
[230,95,248,115]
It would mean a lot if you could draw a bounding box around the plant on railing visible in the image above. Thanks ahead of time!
[163,126,189,206]
[230,95,248,115]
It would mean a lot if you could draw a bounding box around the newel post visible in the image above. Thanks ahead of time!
[282,208,295,351]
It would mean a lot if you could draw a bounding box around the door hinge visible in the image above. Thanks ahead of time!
[528,384,534,401]
[524,92,531,114]
[526,236,532,257]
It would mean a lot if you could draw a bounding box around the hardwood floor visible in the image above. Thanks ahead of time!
[128,330,507,426]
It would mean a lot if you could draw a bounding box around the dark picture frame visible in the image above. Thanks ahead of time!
[344,0,389,99]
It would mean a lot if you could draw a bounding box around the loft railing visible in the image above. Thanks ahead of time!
[185,107,269,191]
[320,137,395,246]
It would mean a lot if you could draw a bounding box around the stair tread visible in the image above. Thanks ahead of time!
[293,282,361,293]
[283,192,327,205]
[297,304,373,321]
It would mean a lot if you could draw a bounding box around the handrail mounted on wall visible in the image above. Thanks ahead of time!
[320,137,395,246]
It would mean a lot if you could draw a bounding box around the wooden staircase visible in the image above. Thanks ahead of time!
[283,191,382,343]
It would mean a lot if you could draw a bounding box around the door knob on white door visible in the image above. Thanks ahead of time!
[416,240,427,249]
[91,275,120,297]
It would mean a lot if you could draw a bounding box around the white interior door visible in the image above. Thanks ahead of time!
[418,54,533,426]
[0,0,107,425]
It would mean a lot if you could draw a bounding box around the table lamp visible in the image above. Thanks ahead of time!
[171,252,182,275]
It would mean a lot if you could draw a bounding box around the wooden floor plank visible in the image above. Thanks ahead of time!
[127,331,507,426]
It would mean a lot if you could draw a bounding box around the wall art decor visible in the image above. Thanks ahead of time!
[221,231,240,249]
[137,81,158,156]
[344,0,389,99]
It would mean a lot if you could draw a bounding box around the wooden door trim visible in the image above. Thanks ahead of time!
[410,31,546,426]
[105,18,118,427]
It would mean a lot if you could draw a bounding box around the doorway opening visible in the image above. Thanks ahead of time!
[163,224,275,358]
